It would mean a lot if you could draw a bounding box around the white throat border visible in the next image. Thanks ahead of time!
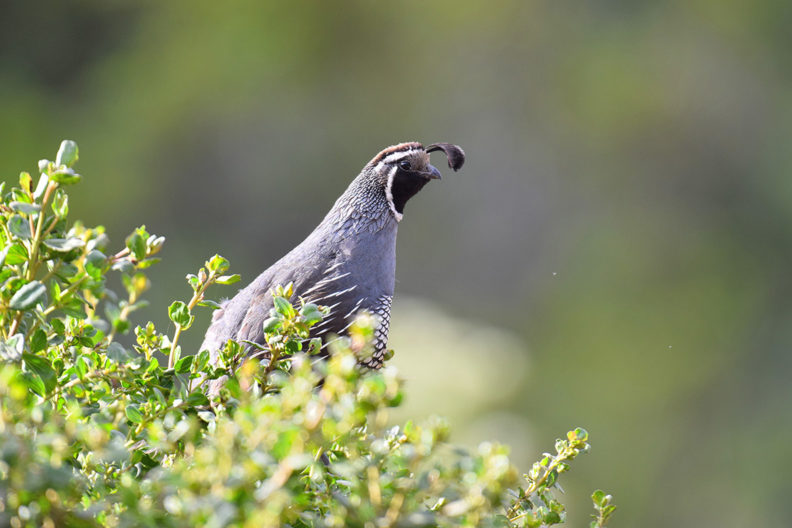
[385,165,403,222]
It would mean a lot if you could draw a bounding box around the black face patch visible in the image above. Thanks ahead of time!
[390,168,431,214]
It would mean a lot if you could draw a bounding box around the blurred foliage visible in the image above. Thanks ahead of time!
[0,142,613,527]
[2,1,791,524]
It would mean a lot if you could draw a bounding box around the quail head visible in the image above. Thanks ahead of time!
[201,141,465,368]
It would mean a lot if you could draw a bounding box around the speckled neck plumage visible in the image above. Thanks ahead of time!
[323,169,398,236]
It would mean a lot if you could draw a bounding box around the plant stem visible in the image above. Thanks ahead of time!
[9,181,59,337]
[259,344,281,392]
[168,273,214,368]
[107,289,138,344]
[8,312,23,336]
[383,492,404,526]
[507,444,576,522]
[48,365,126,401]
[27,180,58,282]
[39,262,61,284]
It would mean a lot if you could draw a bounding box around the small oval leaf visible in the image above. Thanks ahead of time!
[56,140,79,167]
[168,301,193,329]
[43,237,85,253]
[22,353,56,394]
[262,317,281,333]
[215,274,240,285]
[273,296,295,318]
[4,243,28,265]
[8,215,31,240]
[10,281,47,310]
[125,405,143,424]
[49,168,81,185]
[174,355,193,374]
[9,202,41,214]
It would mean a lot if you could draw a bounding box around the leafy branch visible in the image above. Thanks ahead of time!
[167,254,239,368]
[0,141,615,528]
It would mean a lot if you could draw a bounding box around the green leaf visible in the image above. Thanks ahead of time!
[75,356,89,379]
[85,250,108,279]
[186,274,200,290]
[545,469,558,488]
[197,299,221,309]
[108,343,132,363]
[30,329,47,354]
[22,353,56,394]
[9,281,46,310]
[262,317,281,333]
[300,303,323,325]
[126,228,147,261]
[55,140,79,167]
[193,350,210,372]
[272,428,299,460]
[55,262,80,279]
[50,188,68,217]
[568,427,588,443]
[43,237,85,253]
[387,390,403,407]
[50,319,65,335]
[21,372,46,397]
[49,167,81,185]
[125,405,143,424]
[273,296,295,318]
[168,301,193,329]
[215,274,240,285]
[19,171,33,192]
[197,410,215,423]
[0,245,9,268]
[112,259,134,274]
[4,242,28,265]
[207,254,230,274]
[136,257,160,269]
[186,391,209,407]
[146,357,160,374]
[9,201,41,214]
[175,355,193,374]
[307,337,322,355]
[0,270,13,290]
[592,490,606,506]
[8,214,31,239]
[284,339,301,355]
[543,511,562,524]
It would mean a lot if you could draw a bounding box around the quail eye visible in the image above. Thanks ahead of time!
[398,159,411,171]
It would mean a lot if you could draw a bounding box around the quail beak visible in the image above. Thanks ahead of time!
[424,164,442,180]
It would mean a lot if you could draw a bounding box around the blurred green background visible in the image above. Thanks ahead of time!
[3,0,791,525]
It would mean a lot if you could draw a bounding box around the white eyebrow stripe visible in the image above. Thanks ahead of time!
[382,150,416,163]
[375,149,420,169]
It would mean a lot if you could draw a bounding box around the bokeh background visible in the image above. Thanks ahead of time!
[3,1,791,525]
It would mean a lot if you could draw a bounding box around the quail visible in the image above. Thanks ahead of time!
[201,141,465,368]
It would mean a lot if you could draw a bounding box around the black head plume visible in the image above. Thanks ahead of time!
[425,143,465,171]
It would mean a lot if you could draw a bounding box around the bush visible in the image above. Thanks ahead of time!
[0,141,616,527]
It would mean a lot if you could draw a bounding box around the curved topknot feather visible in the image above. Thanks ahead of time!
[426,143,465,171]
